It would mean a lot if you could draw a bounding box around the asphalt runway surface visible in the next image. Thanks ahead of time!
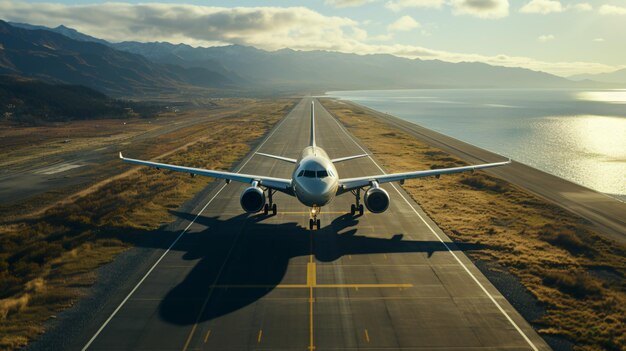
[80,98,550,350]
[342,101,626,245]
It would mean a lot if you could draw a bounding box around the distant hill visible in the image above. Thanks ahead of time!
[9,22,109,45]
[112,42,582,90]
[0,21,234,96]
[569,68,626,85]
[0,75,161,123]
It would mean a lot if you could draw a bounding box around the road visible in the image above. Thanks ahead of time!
[80,98,550,350]
[340,101,626,245]
[0,104,236,206]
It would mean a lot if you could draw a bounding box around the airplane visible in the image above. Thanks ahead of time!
[120,101,510,230]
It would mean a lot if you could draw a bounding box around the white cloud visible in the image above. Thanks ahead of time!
[0,0,620,76]
[325,0,374,8]
[592,38,605,42]
[385,0,445,12]
[388,15,420,32]
[599,4,626,15]
[538,34,555,42]
[451,0,509,19]
[520,0,563,14]
[571,3,592,12]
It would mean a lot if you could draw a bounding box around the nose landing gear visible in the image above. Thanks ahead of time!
[309,206,321,230]
[350,188,364,216]
[263,189,277,215]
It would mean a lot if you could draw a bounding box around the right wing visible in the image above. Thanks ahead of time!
[120,153,292,193]
[338,160,510,193]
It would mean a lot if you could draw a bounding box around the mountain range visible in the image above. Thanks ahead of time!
[0,21,233,96]
[2,20,623,97]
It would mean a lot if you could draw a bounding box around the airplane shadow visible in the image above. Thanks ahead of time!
[154,210,485,326]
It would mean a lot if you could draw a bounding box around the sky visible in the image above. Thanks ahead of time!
[1,0,625,76]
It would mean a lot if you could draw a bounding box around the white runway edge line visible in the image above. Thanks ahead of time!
[81,104,296,351]
[319,100,540,351]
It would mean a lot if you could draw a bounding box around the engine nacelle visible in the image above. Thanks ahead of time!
[240,186,265,213]
[364,184,390,213]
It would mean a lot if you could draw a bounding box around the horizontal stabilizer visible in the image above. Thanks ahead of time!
[256,152,297,164]
[331,154,369,163]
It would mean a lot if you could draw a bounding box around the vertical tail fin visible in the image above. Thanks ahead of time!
[310,101,316,147]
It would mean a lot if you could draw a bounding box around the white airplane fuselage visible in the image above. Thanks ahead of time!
[292,146,339,207]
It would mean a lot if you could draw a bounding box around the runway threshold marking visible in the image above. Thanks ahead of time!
[322,99,540,351]
[81,102,294,351]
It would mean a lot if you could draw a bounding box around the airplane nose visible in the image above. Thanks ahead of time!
[296,178,335,206]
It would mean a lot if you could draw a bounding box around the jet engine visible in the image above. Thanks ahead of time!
[240,185,265,213]
[364,182,390,213]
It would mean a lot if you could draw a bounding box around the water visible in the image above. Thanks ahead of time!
[325,89,626,201]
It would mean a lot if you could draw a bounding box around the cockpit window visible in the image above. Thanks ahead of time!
[317,170,329,178]
[303,170,316,178]
[297,170,304,177]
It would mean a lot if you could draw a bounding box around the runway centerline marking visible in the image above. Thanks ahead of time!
[82,101,295,351]
[320,99,540,351]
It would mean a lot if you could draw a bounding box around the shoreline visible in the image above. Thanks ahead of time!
[335,99,626,244]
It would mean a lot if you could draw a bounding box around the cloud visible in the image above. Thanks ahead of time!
[599,4,626,15]
[592,38,605,42]
[538,34,555,42]
[325,0,374,8]
[388,16,420,32]
[385,0,445,12]
[520,0,563,14]
[451,0,509,18]
[0,1,620,76]
[571,3,592,12]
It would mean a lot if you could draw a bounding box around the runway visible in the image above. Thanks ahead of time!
[81,98,550,350]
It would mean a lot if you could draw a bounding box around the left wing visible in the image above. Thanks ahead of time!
[338,160,510,193]
[119,153,292,193]
[255,152,298,164]
[331,154,369,163]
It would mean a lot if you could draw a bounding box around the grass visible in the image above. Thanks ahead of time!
[321,99,626,351]
[0,98,295,350]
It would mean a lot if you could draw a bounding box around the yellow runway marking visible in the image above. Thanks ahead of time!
[211,283,413,289]
[257,330,263,343]
[203,330,211,343]
[364,329,370,343]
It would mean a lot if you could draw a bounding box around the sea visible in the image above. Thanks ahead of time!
[325,89,626,202]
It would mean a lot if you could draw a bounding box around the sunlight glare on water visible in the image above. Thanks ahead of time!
[577,90,626,104]
[530,115,626,196]
[326,89,626,200]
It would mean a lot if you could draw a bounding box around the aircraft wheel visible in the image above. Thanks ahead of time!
[358,204,364,216]
[309,218,314,230]
[316,219,321,229]
[272,204,277,215]
[263,204,269,215]
[350,204,356,215]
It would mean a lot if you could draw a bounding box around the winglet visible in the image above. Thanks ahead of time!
[119,152,123,159]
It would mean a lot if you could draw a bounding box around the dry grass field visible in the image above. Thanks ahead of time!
[321,99,625,351]
[0,99,295,349]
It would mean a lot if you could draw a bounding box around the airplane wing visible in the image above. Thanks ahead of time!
[338,160,511,193]
[119,153,292,193]
[331,154,369,163]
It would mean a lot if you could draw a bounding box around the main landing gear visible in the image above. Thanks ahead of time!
[309,206,321,230]
[263,189,277,215]
[350,188,364,216]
